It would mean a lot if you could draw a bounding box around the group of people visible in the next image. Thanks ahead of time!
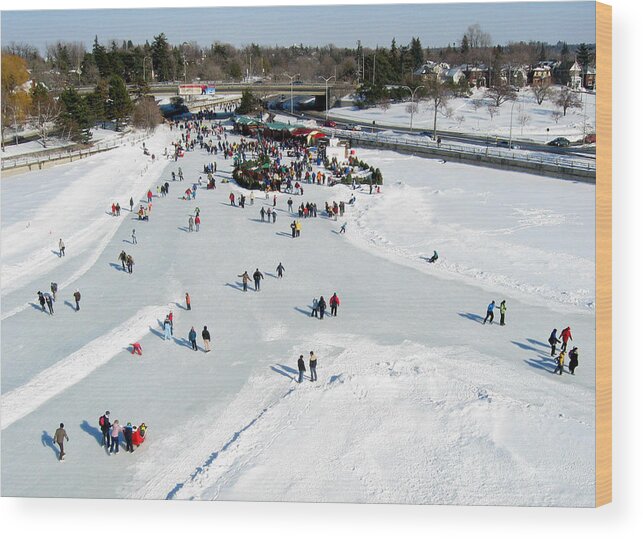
[110,202,121,216]
[549,327,579,375]
[99,411,147,454]
[118,250,135,273]
[482,300,507,326]
[296,351,318,383]
[237,269,265,292]
[310,293,341,319]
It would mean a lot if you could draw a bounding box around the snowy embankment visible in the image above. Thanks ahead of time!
[1,123,595,506]
[331,87,596,144]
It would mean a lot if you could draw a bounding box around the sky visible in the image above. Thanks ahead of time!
[1,1,596,53]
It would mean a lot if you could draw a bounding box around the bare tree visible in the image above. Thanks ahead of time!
[132,96,164,133]
[532,80,552,105]
[30,85,61,147]
[471,98,484,112]
[486,83,517,107]
[487,104,499,122]
[424,79,450,138]
[455,114,465,128]
[518,113,530,135]
[466,24,492,49]
[555,87,581,116]
[551,110,563,124]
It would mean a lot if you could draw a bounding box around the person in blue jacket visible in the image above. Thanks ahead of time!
[188,326,198,351]
[483,301,496,324]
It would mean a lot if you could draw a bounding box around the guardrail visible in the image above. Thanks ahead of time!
[1,133,151,173]
[328,128,596,182]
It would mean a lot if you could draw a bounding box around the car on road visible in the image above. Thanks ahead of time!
[419,131,434,139]
[583,133,597,144]
[348,124,362,131]
[547,137,571,147]
[293,80,304,85]
[323,120,337,128]
[497,140,520,149]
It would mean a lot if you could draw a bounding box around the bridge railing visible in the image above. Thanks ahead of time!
[327,128,596,176]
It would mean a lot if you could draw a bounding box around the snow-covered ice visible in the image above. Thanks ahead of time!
[1,121,595,506]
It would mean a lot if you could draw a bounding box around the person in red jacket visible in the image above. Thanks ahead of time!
[147,190,153,203]
[195,214,201,232]
[330,293,340,317]
[560,326,573,352]
[130,342,142,355]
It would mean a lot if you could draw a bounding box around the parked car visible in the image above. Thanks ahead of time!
[497,140,520,149]
[584,133,597,144]
[293,80,304,85]
[419,131,434,138]
[349,124,362,131]
[323,120,337,128]
[547,137,571,147]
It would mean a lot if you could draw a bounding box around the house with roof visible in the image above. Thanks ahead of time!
[462,65,489,88]
[442,66,466,85]
[528,63,552,87]
[568,61,583,89]
[582,65,596,90]
[500,65,528,87]
[414,61,450,82]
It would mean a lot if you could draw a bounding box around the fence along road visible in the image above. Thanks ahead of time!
[328,128,596,183]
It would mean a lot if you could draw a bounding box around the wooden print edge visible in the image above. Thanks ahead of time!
[595,0,612,508]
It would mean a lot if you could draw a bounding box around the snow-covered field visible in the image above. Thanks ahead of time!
[1,121,595,505]
[332,87,596,143]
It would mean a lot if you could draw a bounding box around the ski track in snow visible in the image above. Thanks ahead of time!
[1,304,169,429]
[1,138,171,320]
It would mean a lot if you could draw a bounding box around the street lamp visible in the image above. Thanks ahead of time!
[283,72,300,114]
[401,85,424,130]
[508,95,518,149]
[318,75,336,120]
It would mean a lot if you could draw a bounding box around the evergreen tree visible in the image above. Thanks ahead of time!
[58,86,92,143]
[460,35,469,55]
[576,43,593,67]
[86,79,108,127]
[538,42,546,62]
[560,42,570,62]
[107,75,132,129]
[410,37,424,70]
[92,36,111,78]
[236,89,257,114]
[151,33,172,81]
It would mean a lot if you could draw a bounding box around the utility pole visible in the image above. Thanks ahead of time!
[373,50,376,85]
[509,95,518,149]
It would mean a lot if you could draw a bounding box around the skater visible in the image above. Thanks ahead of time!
[330,293,340,317]
[339,222,347,234]
[59,238,65,257]
[560,326,573,353]
[129,197,134,212]
[110,420,122,453]
[168,310,174,335]
[428,250,438,263]
[253,268,264,291]
[53,423,69,461]
[229,192,236,206]
[73,289,81,311]
[126,255,134,274]
[482,301,495,325]
[276,262,285,278]
[147,189,153,203]
[189,326,198,351]
[37,291,46,312]
[568,347,579,375]
[272,211,276,224]
[295,220,301,237]
[50,281,58,301]
[195,215,200,232]
[202,326,211,352]
[290,220,296,238]
[554,351,565,375]
[185,292,191,310]
[287,198,293,212]
[548,329,561,357]
[99,411,111,447]
[132,229,137,244]
[297,354,306,383]
[309,351,318,382]
[44,293,54,315]
[119,250,127,270]
[124,422,134,452]
[163,316,172,341]
[266,208,272,222]
[131,342,142,355]
[318,296,327,320]
[499,300,507,326]
[238,271,251,292]
[260,207,265,222]
[273,194,277,207]
[188,215,194,232]
[250,192,254,205]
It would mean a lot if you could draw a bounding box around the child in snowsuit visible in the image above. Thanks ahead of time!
[554,351,565,375]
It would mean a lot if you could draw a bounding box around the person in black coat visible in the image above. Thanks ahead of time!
[297,355,306,383]
[318,296,327,319]
[99,411,111,447]
[253,269,264,291]
[202,326,211,352]
[568,347,579,375]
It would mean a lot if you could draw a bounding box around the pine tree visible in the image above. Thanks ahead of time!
[576,43,593,67]
[107,75,132,130]
[561,42,570,62]
[410,37,424,70]
[58,86,92,143]
[460,35,469,55]
[151,33,172,82]
[92,36,111,78]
